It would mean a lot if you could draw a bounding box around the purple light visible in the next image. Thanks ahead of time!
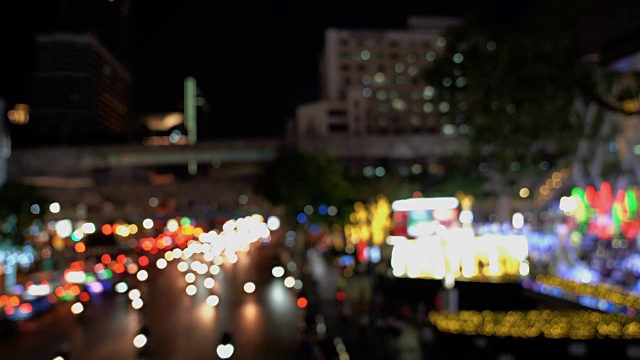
[86,281,104,294]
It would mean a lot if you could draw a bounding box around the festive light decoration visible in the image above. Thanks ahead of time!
[563,182,640,241]
[523,274,640,315]
[429,309,640,340]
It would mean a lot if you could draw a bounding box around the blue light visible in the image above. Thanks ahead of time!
[309,223,321,235]
[369,246,381,263]
[296,213,307,223]
[318,204,328,216]
[339,255,355,267]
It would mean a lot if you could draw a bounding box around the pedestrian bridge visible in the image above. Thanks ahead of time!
[8,134,465,176]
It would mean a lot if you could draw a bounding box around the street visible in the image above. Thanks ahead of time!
[0,241,305,360]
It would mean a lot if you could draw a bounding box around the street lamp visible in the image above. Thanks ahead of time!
[184,77,210,175]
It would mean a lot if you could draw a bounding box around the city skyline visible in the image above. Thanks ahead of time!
[2,0,638,143]
[1,0,532,143]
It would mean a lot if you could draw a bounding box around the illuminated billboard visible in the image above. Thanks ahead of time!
[388,196,529,283]
[391,197,460,238]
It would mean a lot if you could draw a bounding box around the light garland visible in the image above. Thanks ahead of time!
[527,274,640,312]
[429,309,640,340]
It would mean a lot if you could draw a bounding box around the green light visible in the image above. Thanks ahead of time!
[59,294,75,302]
[612,203,622,229]
[180,217,191,226]
[571,188,590,224]
[84,273,97,284]
[98,269,113,280]
[627,189,637,220]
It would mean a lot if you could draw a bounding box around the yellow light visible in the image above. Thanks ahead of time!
[7,104,29,125]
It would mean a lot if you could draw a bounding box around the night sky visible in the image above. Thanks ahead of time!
[4,0,629,141]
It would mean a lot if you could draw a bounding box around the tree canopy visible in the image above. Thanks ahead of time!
[0,181,49,247]
[420,1,619,220]
[253,146,356,226]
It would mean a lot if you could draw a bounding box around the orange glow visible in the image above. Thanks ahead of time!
[113,263,125,274]
[19,303,32,314]
[79,292,90,302]
[69,285,81,296]
[102,224,112,236]
[117,254,127,264]
[0,295,7,306]
[70,261,85,271]
[75,242,86,253]
[111,224,119,234]
[9,296,20,307]
[55,287,66,297]
[138,256,149,267]
[141,240,153,251]
[413,191,423,198]
[101,254,112,264]
[194,227,204,237]
[297,297,308,309]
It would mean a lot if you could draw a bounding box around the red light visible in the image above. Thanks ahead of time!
[101,254,112,264]
[117,254,127,264]
[138,255,149,267]
[113,263,125,274]
[79,292,90,302]
[102,224,112,236]
[19,303,32,314]
[74,242,86,253]
[5,305,14,315]
[336,290,346,302]
[297,297,308,309]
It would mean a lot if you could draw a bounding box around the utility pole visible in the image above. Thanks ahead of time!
[184,76,197,175]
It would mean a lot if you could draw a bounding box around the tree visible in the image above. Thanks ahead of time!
[253,146,356,227]
[0,181,49,247]
[570,69,640,192]
[422,0,601,221]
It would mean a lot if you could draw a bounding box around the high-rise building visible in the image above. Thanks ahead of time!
[0,98,8,187]
[22,33,132,146]
[292,16,462,138]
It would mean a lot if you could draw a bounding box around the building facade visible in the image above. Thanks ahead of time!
[23,33,132,146]
[292,16,462,139]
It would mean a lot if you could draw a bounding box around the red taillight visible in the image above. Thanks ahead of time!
[19,303,32,314]
[297,297,308,309]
